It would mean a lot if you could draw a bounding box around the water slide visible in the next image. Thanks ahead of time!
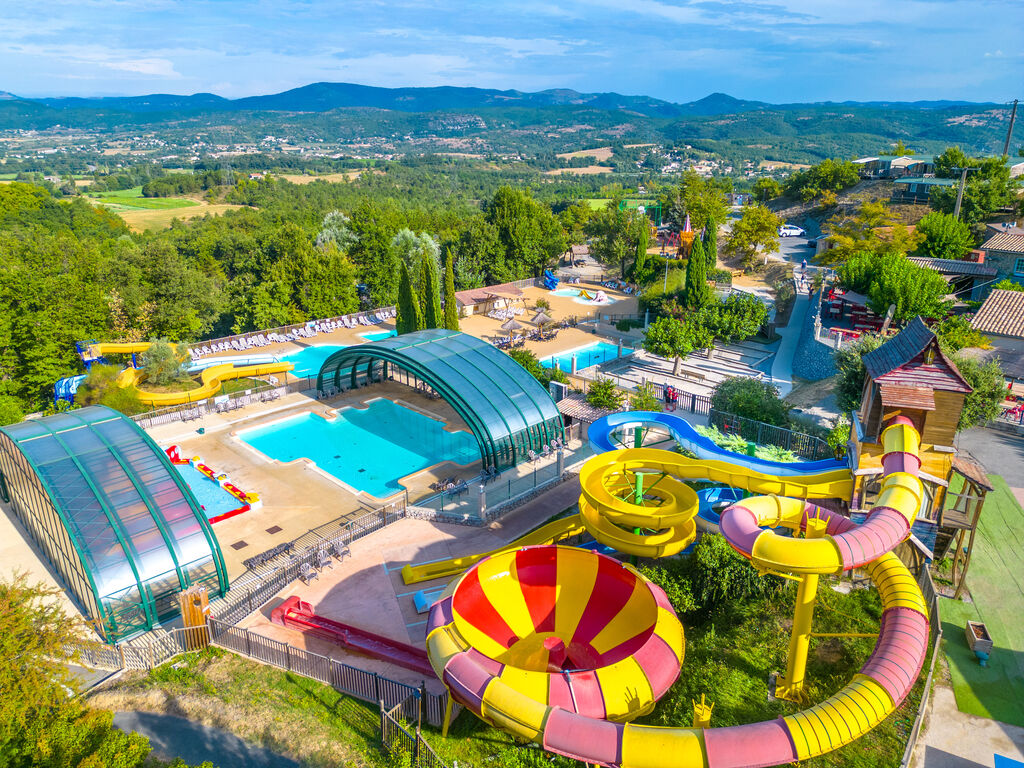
[400,516,586,585]
[271,596,434,677]
[588,410,847,475]
[425,417,929,767]
[187,353,281,373]
[114,358,293,406]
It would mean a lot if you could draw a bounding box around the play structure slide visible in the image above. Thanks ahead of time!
[86,341,153,358]
[400,515,585,585]
[272,596,434,677]
[424,415,930,767]
[187,354,281,373]
[116,359,294,406]
[589,410,848,475]
[543,269,559,290]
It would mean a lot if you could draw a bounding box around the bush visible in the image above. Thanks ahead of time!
[630,382,662,412]
[76,365,147,415]
[535,297,551,311]
[0,395,24,426]
[833,335,884,412]
[711,377,789,426]
[140,338,191,386]
[615,318,643,332]
[936,315,989,352]
[953,354,1006,430]
[586,377,625,410]
[708,268,732,285]
[827,415,851,459]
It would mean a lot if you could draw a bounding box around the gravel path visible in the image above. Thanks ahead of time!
[114,711,301,768]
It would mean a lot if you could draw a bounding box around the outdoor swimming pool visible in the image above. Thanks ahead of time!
[174,463,244,522]
[550,287,619,306]
[280,345,348,377]
[541,342,633,373]
[238,399,478,498]
[359,330,397,341]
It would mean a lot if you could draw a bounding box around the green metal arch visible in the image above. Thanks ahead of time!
[316,330,564,470]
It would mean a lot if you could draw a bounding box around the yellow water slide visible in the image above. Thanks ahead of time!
[116,360,294,406]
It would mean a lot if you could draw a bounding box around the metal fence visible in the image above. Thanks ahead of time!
[212,505,406,625]
[709,409,832,461]
[380,695,452,768]
[900,567,944,768]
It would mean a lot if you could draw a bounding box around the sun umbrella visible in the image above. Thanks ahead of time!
[501,318,523,331]
[531,310,553,326]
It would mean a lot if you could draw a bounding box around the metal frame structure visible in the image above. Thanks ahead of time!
[0,406,228,642]
[316,329,564,470]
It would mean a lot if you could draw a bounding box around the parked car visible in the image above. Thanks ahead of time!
[778,224,806,237]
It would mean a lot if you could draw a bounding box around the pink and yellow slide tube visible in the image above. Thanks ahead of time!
[426,417,930,767]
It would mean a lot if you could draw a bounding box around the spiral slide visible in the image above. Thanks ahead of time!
[588,410,848,475]
[425,417,929,768]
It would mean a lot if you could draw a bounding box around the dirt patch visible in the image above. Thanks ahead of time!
[279,171,383,184]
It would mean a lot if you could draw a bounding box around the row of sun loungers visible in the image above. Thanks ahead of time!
[486,307,524,321]
[188,308,398,358]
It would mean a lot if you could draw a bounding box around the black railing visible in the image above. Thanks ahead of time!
[709,409,831,461]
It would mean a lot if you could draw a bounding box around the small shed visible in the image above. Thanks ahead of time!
[858,316,971,447]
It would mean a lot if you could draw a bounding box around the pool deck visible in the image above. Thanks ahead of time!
[237,473,585,691]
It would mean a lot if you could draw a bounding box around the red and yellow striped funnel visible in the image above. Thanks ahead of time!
[426,545,684,741]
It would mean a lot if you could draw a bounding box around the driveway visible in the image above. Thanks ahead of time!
[956,427,1024,503]
[114,711,301,768]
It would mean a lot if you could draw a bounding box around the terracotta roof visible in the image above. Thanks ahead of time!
[971,289,1024,339]
[454,281,524,306]
[907,257,997,277]
[556,392,614,424]
[878,383,935,410]
[981,232,1024,255]
[864,316,973,393]
[952,452,994,491]
[958,346,1021,379]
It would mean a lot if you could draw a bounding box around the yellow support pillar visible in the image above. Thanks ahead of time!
[692,694,714,728]
[441,693,454,738]
[774,516,828,704]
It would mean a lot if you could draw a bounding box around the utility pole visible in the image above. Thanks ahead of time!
[952,166,978,220]
[1004,99,1019,158]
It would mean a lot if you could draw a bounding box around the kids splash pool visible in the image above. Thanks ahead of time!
[542,341,633,373]
[550,287,618,306]
[238,399,478,498]
[173,463,247,522]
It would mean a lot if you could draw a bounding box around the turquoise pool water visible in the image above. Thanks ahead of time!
[542,342,633,373]
[360,330,397,341]
[238,399,478,498]
[174,463,243,522]
[549,287,619,305]
[280,344,348,377]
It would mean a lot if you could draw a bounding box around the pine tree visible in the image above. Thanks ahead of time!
[443,249,460,331]
[396,261,423,334]
[684,236,712,309]
[704,221,718,271]
[420,253,442,329]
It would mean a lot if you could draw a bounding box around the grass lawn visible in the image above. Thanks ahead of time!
[221,377,264,395]
[584,197,612,210]
[938,473,1024,728]
[88,185,198,211]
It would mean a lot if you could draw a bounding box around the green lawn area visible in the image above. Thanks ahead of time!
[88,186,198,210]
[938,473,1024,728]
[584,197,611,210]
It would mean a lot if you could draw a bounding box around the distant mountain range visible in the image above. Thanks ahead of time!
[5,82,1002,119]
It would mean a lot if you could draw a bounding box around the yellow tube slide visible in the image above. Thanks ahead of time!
[116,361,294,406]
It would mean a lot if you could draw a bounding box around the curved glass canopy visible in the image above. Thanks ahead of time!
[316,329,565,469]
[0,406,227,642]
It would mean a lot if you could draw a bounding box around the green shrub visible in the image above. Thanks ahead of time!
[586,377,624,410]
[140,338,191,386]
[76,365,148,416]
[630,382,662,412]
[0,395,24,426]
[711,377,789,426]
[708,267,733,284]
[615,318,643,332]
[827,415,851,459]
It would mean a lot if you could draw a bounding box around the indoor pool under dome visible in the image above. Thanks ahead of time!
[238,399,478,498]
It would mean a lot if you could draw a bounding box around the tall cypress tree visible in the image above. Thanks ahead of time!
[443,250,460,331]
[420,253,442,329]
[396,261,423,334]
[704,221,718,271]
[684,236,712,309]
[633,222,649,281]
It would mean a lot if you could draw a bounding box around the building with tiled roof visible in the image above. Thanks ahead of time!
[978,224,1024,288]
[971,289,1024,340]
[908,256,998,301]
[858,317,971,447]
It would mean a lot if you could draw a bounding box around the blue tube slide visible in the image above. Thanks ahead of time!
[587,411,847,476]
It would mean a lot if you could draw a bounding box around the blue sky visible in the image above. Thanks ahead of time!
[4,0,1022,103]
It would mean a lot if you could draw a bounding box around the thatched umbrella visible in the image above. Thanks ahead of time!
[501,317,523,332]
[531,310,553,326]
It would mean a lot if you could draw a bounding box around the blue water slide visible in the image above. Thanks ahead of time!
[587,410,848,475]
[543,269,559,290]
[53,374,87,406]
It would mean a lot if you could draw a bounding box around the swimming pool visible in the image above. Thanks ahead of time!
[550,287,619,306]
[541,342,633,373]
[280,345,349,377]
[360,330,397,342]
[238,399,478,498]
[174,463,244,522]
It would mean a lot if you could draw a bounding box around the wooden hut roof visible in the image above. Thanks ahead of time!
[863,316,972,394]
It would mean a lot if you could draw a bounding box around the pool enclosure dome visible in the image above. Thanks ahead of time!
[0,406,228,642]
[316,329,565,470]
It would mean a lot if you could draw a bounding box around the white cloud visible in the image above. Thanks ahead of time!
[98,57,179,76]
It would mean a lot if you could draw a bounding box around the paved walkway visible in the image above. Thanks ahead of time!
[769,284,811,397]
[114,711,300,768]
[912,686,1024,768]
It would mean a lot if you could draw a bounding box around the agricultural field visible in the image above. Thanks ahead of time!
[556,146,613,161]
[116,202,246,232]
[279,170,384,184]
[87,186,198,210]
[544,165,616,175]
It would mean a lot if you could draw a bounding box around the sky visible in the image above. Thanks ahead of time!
[3,0,1022,104]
